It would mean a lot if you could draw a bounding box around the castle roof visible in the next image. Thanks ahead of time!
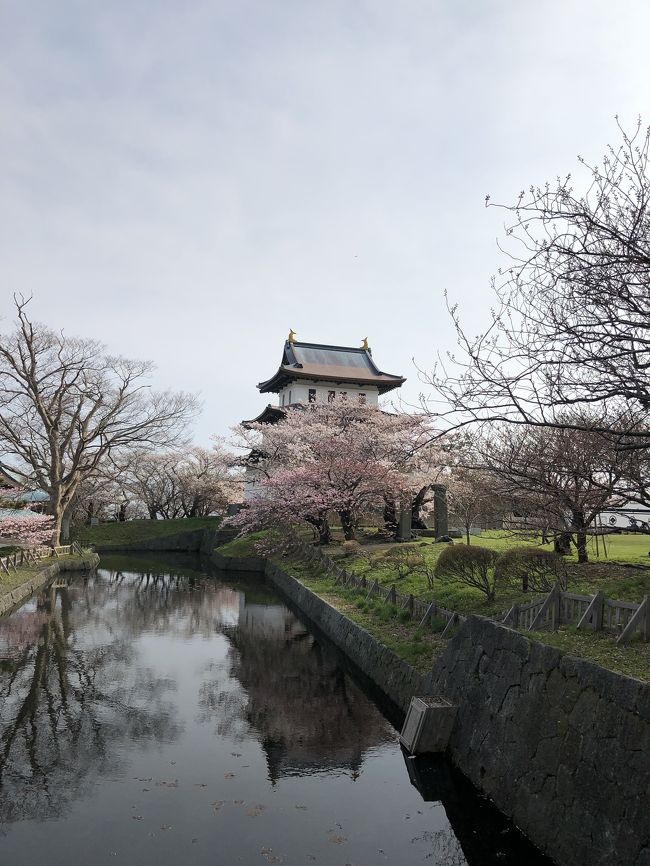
[257,340,406,395]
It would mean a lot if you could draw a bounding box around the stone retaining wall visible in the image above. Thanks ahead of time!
[0,553,100,617]
[214,547,650,866]
[429,616,650,866]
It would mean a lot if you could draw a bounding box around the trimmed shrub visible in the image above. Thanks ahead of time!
[382,546,425,580]
[341,539,361,558]
[495,547,568,592]
[434,544,499,602]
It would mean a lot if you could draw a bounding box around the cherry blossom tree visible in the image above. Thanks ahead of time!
[232,405,445,543]
[0,513,54,546]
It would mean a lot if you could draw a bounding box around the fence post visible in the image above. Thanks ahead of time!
[529,583,561,632]
[616,596,649,645]
[577,591,604,632]
[510,603,520,629]
[387,584,397,605]
[551,584,561,630]
[419,601,437,629]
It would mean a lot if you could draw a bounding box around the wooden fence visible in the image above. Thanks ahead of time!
[0,541,83,576]
[501,584,649,645]
[288,534,648,646]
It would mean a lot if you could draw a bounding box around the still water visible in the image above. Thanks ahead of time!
[0,554,549,866]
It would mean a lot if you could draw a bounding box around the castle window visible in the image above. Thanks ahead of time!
[358,393,367,405]
[327,390,336,403]
[308,388,317,403]
[339,391,348,401]
[281,393,285,407]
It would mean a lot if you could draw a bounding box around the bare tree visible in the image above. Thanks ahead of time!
[427,119,650,455]
[0,296,199,543]
[122,445,238,520]
[476,416,632,562]
[446,467,503,545]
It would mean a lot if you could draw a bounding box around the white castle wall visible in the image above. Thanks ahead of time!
[278,381,379,407]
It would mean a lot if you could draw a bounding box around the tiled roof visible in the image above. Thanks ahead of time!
[258,341,406,395]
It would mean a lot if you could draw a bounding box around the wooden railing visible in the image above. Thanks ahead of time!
[288,533,649,647]
[0,541,84,575]
[501,584,649,645]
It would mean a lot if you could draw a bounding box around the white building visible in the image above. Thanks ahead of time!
[242,334,405,499]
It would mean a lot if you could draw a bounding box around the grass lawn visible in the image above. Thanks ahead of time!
[0,562,48,595]
[529,626,650,682]
[342,531,650,614]
[75,517,220,549]
[0,553,92,599]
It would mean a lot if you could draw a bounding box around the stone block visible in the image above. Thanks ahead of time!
[400,696,458,754]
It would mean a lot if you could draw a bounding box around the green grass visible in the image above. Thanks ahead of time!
[0,553,91,598]
[216,531,268,557]
[529,626,650,682]
[0,561,46,595]
[343,531,650,615]
[75,517,220,549]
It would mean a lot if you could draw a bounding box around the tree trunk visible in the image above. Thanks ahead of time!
[554,532,572,556]
[383,497,398,538]
[411,485,431,530]
[51,511,63,547]
[306,516,332,545]
[48,485,64,546]
[339,510,355,541]
[465,522,471,546]
[571,509,589,563]
[61,504,73,542]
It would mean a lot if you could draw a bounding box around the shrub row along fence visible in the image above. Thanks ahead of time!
[286,535,467,637]
[287,534,648,646]
[501,584,649,645]
[0,542,83,576]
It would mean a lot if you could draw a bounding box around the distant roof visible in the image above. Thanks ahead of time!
[5,489,49,504]
[0,462,49,502]
[0,462,23,487]
[0,507,42,521]
[241,405,288,427]
[257,340,406,395]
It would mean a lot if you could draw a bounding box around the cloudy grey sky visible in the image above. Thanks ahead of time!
[2,0,649,443]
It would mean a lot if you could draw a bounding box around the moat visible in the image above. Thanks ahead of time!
[0,554,550,865]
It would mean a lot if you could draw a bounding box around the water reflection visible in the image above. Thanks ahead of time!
[202,594,393,781]
[0,579,182,826]
[0,555,549,866]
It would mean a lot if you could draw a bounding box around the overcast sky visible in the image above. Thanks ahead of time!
[2,0,649,444]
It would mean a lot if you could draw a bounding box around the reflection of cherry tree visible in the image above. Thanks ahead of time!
[78,566,241,639]
[198,600,393,780]
[0,581,182,825]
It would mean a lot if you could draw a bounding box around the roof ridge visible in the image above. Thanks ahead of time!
[289,340,370,352]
